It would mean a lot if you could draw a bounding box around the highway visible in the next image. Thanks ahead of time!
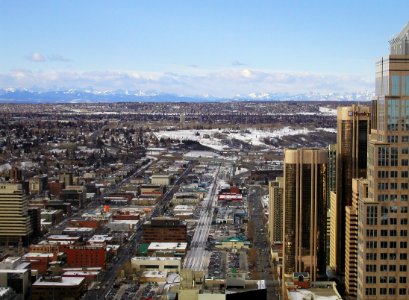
[183,165,220,271]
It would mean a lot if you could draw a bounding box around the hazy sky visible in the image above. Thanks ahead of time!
[1,1,408,97]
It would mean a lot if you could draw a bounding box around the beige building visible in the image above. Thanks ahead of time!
[357,22,409,299]
[150,174,173,186]
[131,256,182,272]
[331,105,369,275]
[0,183,32,246]
[345,178,367,298]
[282,149,327,286]
[268,178,283,245]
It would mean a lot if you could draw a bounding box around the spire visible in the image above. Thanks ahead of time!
[389,22,409,55]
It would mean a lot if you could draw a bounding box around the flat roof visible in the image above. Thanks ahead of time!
[148,242,187,251]
[33,276,85,287]
[132,256,181,261]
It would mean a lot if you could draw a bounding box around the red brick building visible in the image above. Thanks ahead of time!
[65,246,106,269]
[143,217,187,243]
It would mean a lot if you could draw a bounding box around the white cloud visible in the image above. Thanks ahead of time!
[0,68,374,98]
[27,52,46,62]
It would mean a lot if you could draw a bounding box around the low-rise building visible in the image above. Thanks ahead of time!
[143,217,187,243]
[32,276,86,300]
[147,242,188,257]
[131,257,182,273]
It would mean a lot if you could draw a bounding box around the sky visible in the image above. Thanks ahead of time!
[1,1,408,98]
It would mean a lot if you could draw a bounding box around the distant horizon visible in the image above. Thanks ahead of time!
[1,1,408,98]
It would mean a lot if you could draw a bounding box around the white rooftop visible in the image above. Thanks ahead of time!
[148,242,187,251]
[33,276,85,287]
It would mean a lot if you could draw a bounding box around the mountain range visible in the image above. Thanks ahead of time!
[0,88,374,103]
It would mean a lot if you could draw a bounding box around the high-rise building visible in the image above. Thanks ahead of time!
[0,183,32,246]
[268,177,283,245]
[282,148,327,285]
[327,144,336,265]
[331,105,369,274]
[345,178,368,298]
[357,22,409,299]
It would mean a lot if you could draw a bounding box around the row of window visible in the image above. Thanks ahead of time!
[366,287,408,296]
[378,194,408,202]
[367,229,408,237]
[366,241,408,248]
[366,275,408,284]
[378,170,409,178]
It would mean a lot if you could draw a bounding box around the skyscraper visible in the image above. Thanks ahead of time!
[282,148,327,284]
[331,105,370,274]
[268,177,283,245]
[357,22,409,299]
[0,183,32,246]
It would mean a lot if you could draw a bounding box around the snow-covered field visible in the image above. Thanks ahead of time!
[155,126,335,151]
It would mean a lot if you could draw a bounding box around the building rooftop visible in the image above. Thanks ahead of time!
[132,256,182,261]
[33,276,85,287]
[148,242,187,251]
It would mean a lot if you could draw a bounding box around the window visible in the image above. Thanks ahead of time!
[400,265,407,272]
[390,206,398,213]
[367,253,378,260]
[366,265,377,272]
[400,253,407,260]
[390,182,398,189]
[366,276,377,284]
[389,288,396,295]
[402,195,408,201]
[401,230,408,237]
[381,241,388,248]
[391,170,398,177]
[400,277,407,284]
[401,218,408,225]
[367,241,377,248]
[390,253,397,260]
[378,182,389,190]
[390,241,397,248]
[380,253,387,260]
[367,206,378,225]
[381,230,388,236]
[390,218,397,225]
[387,263,395,271]
[400,241,407,248]
[380,288,387,295]
[389,277,396,283]
[391,75,400,96]
[378,147,389,166]
[402,183,409,189]
[380,265,388,272]
[402,147,409,154]
[390,230,397,236]
[401,206,408,213]
[367,229,377,237]
[402,159,409,166]
[402,171,409,178]
[366,288,376,296]
[399,288,407,295]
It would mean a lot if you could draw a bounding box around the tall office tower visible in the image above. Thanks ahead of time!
[327,144,336,265]
[268,177,283,245]
[345,178,368,298]
[331,105,369,274]
[0,183,32,246]
[282,148,327,284]
[357,22,409,299]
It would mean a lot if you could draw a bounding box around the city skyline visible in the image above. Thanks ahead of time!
[1,1,408,98]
